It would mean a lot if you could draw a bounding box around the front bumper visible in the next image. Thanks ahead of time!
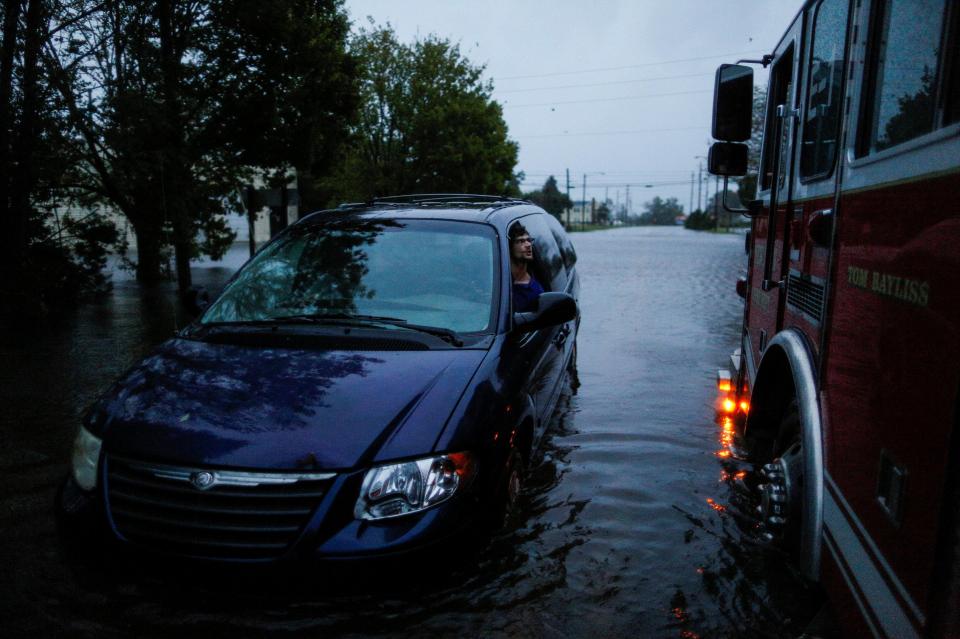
[55,463,490,565]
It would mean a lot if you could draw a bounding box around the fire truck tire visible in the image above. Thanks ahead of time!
[757,401,805,557]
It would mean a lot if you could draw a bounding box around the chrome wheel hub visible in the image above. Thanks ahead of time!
[756,456,797,543]
[757,459,790,541]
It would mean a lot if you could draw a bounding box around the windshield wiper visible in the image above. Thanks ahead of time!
[274,313,465,347]
[197,313,465,346]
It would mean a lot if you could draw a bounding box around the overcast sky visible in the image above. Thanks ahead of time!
[345,0,802,213]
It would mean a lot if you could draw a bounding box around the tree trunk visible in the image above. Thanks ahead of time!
[158,0,191,292]
[158,0,193,292]
[132,220,162,286]
[298,165,328,216]
[0,0,22,272]
[246,184,257,257]
[10,0,44,266]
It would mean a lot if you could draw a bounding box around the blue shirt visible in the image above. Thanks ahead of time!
[512,275,544,313]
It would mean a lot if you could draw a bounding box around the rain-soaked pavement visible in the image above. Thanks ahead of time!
[0,225,824,638]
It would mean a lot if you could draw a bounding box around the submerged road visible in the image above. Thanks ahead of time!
[0,225,822,638]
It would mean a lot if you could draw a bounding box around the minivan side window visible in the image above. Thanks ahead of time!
[544,212,578,271]
[517,214,567,292]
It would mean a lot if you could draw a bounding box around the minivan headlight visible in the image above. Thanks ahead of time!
[355,452,476,521]
[71,427,102,491]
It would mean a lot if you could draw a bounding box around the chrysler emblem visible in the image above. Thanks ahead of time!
[190,471,217,490]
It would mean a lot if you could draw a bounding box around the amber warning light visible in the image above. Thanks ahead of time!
[716,369,732,393]
[716,369,749,415]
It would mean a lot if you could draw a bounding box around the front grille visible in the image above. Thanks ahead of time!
[786,273,825,322]
[105,457,335,560]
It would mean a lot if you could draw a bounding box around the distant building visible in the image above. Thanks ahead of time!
[50,171,300,256]
[564,199,594,227]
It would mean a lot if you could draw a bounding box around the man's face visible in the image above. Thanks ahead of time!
[511,234,534,262]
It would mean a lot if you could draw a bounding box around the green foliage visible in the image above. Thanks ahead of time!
[595,201,611,225]
[0,0,123,320]
[523,176,572,220]
[328,23,519,201]
[684,210,714,230]
[639,196,683,225]
[47,0,359,287]
[210,0,360,213]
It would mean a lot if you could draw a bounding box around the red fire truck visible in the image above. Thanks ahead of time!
[710,1,959,637]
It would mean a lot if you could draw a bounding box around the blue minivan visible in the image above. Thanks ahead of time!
[60,195,579,562]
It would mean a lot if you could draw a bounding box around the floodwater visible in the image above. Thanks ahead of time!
[0,226,823,638]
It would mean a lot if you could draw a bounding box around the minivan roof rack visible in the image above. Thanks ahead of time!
[370,194,527,206]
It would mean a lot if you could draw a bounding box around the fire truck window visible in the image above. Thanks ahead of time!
[946,5,960,125]
[759,46,794,191]
[800,0,850,179]
[862,0,948,154]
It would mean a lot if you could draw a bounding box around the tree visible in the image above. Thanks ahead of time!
[46,0,359,289]
[595,200,611,225]
[639,196,683,225]
[329,23,519,201]
[523,175,571,221]
[211,0,360,214]
[684,210,713,230]
[0,0,119,321]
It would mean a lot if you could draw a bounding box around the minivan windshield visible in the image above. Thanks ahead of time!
[202,217,499,333]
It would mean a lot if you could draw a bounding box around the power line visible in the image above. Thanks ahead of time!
[522,169,693,175]
[520,179,693,188]
[495,71,714,94]
[494,50,764,81]
[516,125,706,139]
[504,88,711,109]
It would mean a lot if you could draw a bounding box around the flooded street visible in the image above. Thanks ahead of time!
[0,226,822,638]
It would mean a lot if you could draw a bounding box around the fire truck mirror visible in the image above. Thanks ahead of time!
[708,142,748,176]
[712,64,753,142]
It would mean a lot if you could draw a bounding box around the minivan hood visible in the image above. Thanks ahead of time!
[92,338,487,470]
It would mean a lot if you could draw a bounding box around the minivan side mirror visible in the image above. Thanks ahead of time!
[513,292,577,334]
[708,141,749,176]
[712,64,753,142]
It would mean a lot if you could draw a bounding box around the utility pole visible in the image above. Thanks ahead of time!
[581,173,587,230]
[565,168,571,229]
[715,173,721,232]
[689,172,694,215]
[625,185,631,220]
[697,161,703,212]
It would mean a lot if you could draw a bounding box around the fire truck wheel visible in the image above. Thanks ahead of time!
[756,401,804,555]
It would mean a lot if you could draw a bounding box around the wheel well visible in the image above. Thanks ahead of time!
[745,329,825,581]
[514,417,535,462]
[745,344,797,459]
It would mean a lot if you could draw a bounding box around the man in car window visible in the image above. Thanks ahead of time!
[509,222,544,313]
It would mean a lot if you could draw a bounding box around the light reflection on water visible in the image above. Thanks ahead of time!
[0,228,823,638]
